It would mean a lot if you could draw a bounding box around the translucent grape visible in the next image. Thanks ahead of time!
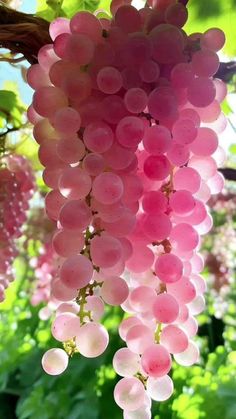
[60,254,93,289]
[113,348,140,377]
[75,322,109,357]
[152,293,179,323]
[114,377,145,412]
[146,375,174,401]
[141,344,171,377]
[42,348,68,375]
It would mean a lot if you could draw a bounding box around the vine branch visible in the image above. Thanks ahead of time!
[0,5,51,64]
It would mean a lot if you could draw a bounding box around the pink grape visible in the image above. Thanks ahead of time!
[49,17,71,41]
[126,244,154,273]
[59,200,92,231]
[171,63,194,88]
[97,66,122,94]
[52,107,81,134]
[139,59,160,83]
[33,86,68,117]
[58,167,92,199]
[170,223,199,252]
[60,254,93,289]
[160,325,189,354]
[126,324,154,354]
[123,406,151,419]
[188,294,205,315]
[124,88,148,113]
[190,127,218,157]
[101,276,129,305]
[121,174,143,203]
[170,190,196,215]
[165,2,188,27]
[173,167,201,194]
[27,64,51,89]
[52,229,84,257]
[90,234,122,268]
[187,77,216,107]
[175,304,189,323]
[83,121,114,153]
[142,213,172,241]
[114,5,141,34]
[42,348,68,375]
[190,274,207,294]
[172,118,197,145]
[192,49,219,77]
[101,208,136,237]
[57,138,85,164]
[167,276,196,304]
[142,191,168,214]
[85,296,105,321]
[51,277,77,301]
[70,11,102,43]
[152,293,179,323]
[114,377,145,412]
[116,116,145,149]
[113,348,140,377]
[149,25,185,64]
[181,315,198,338]
[62,33,95,65]
[143,125,172,155]
[75,322,109,357]
[155,253,183,284]
[51,312,80,342]
[174,340,200,366]
[83,153,105,176]
[146,375,174,401]
[141,344,171,378]
[144,155,171,181]
[148,87,177,120]
[129,286,156,313]
[167,142,190,166]
[56,302,79,316]
[45,189,67,221]
[119,316,142,341]
[201,28,225,52]
[92,172,124,204]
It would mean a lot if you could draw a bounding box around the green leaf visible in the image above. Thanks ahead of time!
[62,0,100,17]
[229,144,236,155]
[0,90,17,114]
[37,0,100,20]
[184,0,236,56]
[221,99,233,115]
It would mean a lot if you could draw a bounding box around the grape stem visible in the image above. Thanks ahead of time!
[155,323,162,343]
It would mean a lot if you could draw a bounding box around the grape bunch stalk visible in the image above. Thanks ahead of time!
[27,0,227,416]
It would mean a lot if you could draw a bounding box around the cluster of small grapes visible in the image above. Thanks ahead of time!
[205,192,236,318]
[27,0,227,415]
[0,155,35,301]
[30,241,58,307]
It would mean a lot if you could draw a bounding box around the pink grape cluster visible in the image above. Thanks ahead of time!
[0,155,35,301]
[30,241,58,307]
[27,0,227,415]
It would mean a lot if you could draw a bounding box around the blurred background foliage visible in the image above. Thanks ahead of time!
[0,0,236,418]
